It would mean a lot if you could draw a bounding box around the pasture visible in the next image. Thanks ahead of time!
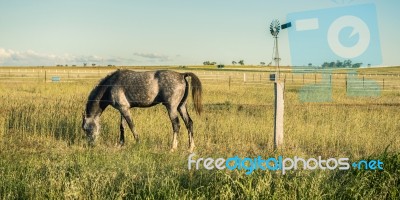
[0,66,399,199]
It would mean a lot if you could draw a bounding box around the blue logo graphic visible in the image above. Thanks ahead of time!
[188,154,384,175]
[299,70,333,102]
[286,4,382,102]
[287,3,381,66]
[352,159,384,170]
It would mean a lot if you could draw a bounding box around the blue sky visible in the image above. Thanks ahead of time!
[0,0,399,66]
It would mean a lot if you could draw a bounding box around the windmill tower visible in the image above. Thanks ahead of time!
[270,19,281,77]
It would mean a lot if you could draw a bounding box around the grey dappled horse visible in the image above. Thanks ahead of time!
[82,69,202,152]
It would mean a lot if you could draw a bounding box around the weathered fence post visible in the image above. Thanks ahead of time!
[314,73,317,84]
[229,76,231,90]
[274,81,284,150]
[363,76,365,88]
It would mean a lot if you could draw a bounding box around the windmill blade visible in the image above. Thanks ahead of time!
[270,19,280,36]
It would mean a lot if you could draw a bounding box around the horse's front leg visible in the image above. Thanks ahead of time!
[119,107,140,143]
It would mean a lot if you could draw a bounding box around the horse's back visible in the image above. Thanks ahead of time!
[110,70,185,107]
[154,70,187,105]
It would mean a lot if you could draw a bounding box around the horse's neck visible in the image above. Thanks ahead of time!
[86,87,107,118]
[85,101,103,118]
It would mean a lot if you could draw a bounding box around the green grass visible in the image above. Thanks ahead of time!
[0,67,399,199]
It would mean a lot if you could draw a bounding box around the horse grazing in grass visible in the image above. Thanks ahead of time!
[82,69,202,152]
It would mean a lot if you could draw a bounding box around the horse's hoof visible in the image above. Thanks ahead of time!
[188,146,195,153]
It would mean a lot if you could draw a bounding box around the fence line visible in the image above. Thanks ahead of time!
[0,70,399,92]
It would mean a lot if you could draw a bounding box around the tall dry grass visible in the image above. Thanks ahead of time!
[0,68,399,199]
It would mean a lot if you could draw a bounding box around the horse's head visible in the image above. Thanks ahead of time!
[82,112,100,145]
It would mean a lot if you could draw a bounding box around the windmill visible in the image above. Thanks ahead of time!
[268,19,291,150]
[270,19,291,78]
[270,19,281,71]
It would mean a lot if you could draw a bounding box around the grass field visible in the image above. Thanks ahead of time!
[0,66,399,199]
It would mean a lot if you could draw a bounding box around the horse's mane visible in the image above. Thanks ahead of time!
[85,70,121,115]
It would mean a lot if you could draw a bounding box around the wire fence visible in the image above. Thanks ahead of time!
[0,68,399,92]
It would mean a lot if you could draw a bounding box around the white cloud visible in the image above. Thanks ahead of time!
[0,48,137,66]
[133,52,171,62]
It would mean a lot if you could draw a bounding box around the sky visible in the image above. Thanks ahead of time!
[0,0,399,67]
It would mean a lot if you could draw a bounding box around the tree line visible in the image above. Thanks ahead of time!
[203,60,245,66]
[320,60,364,68]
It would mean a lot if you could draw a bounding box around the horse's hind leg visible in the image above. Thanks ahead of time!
[166,105,180,152]
[118,114,125,146]
[119,107,140,143]
[178,104,195,152]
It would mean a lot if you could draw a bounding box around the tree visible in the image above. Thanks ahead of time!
[92,63,96,67]
[352,63,362,68]
[203,61,216,65]
[343,59,352,68]
[335,60,343,68]
[260,62,266,66]
[238,60,244,65]
[83,63,87,67]
[232,61,237,65]
[308,63,312,67]
[329,62,336,68]
[322,62,329,68]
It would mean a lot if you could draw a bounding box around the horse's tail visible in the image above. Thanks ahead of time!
[183,72,203,115]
